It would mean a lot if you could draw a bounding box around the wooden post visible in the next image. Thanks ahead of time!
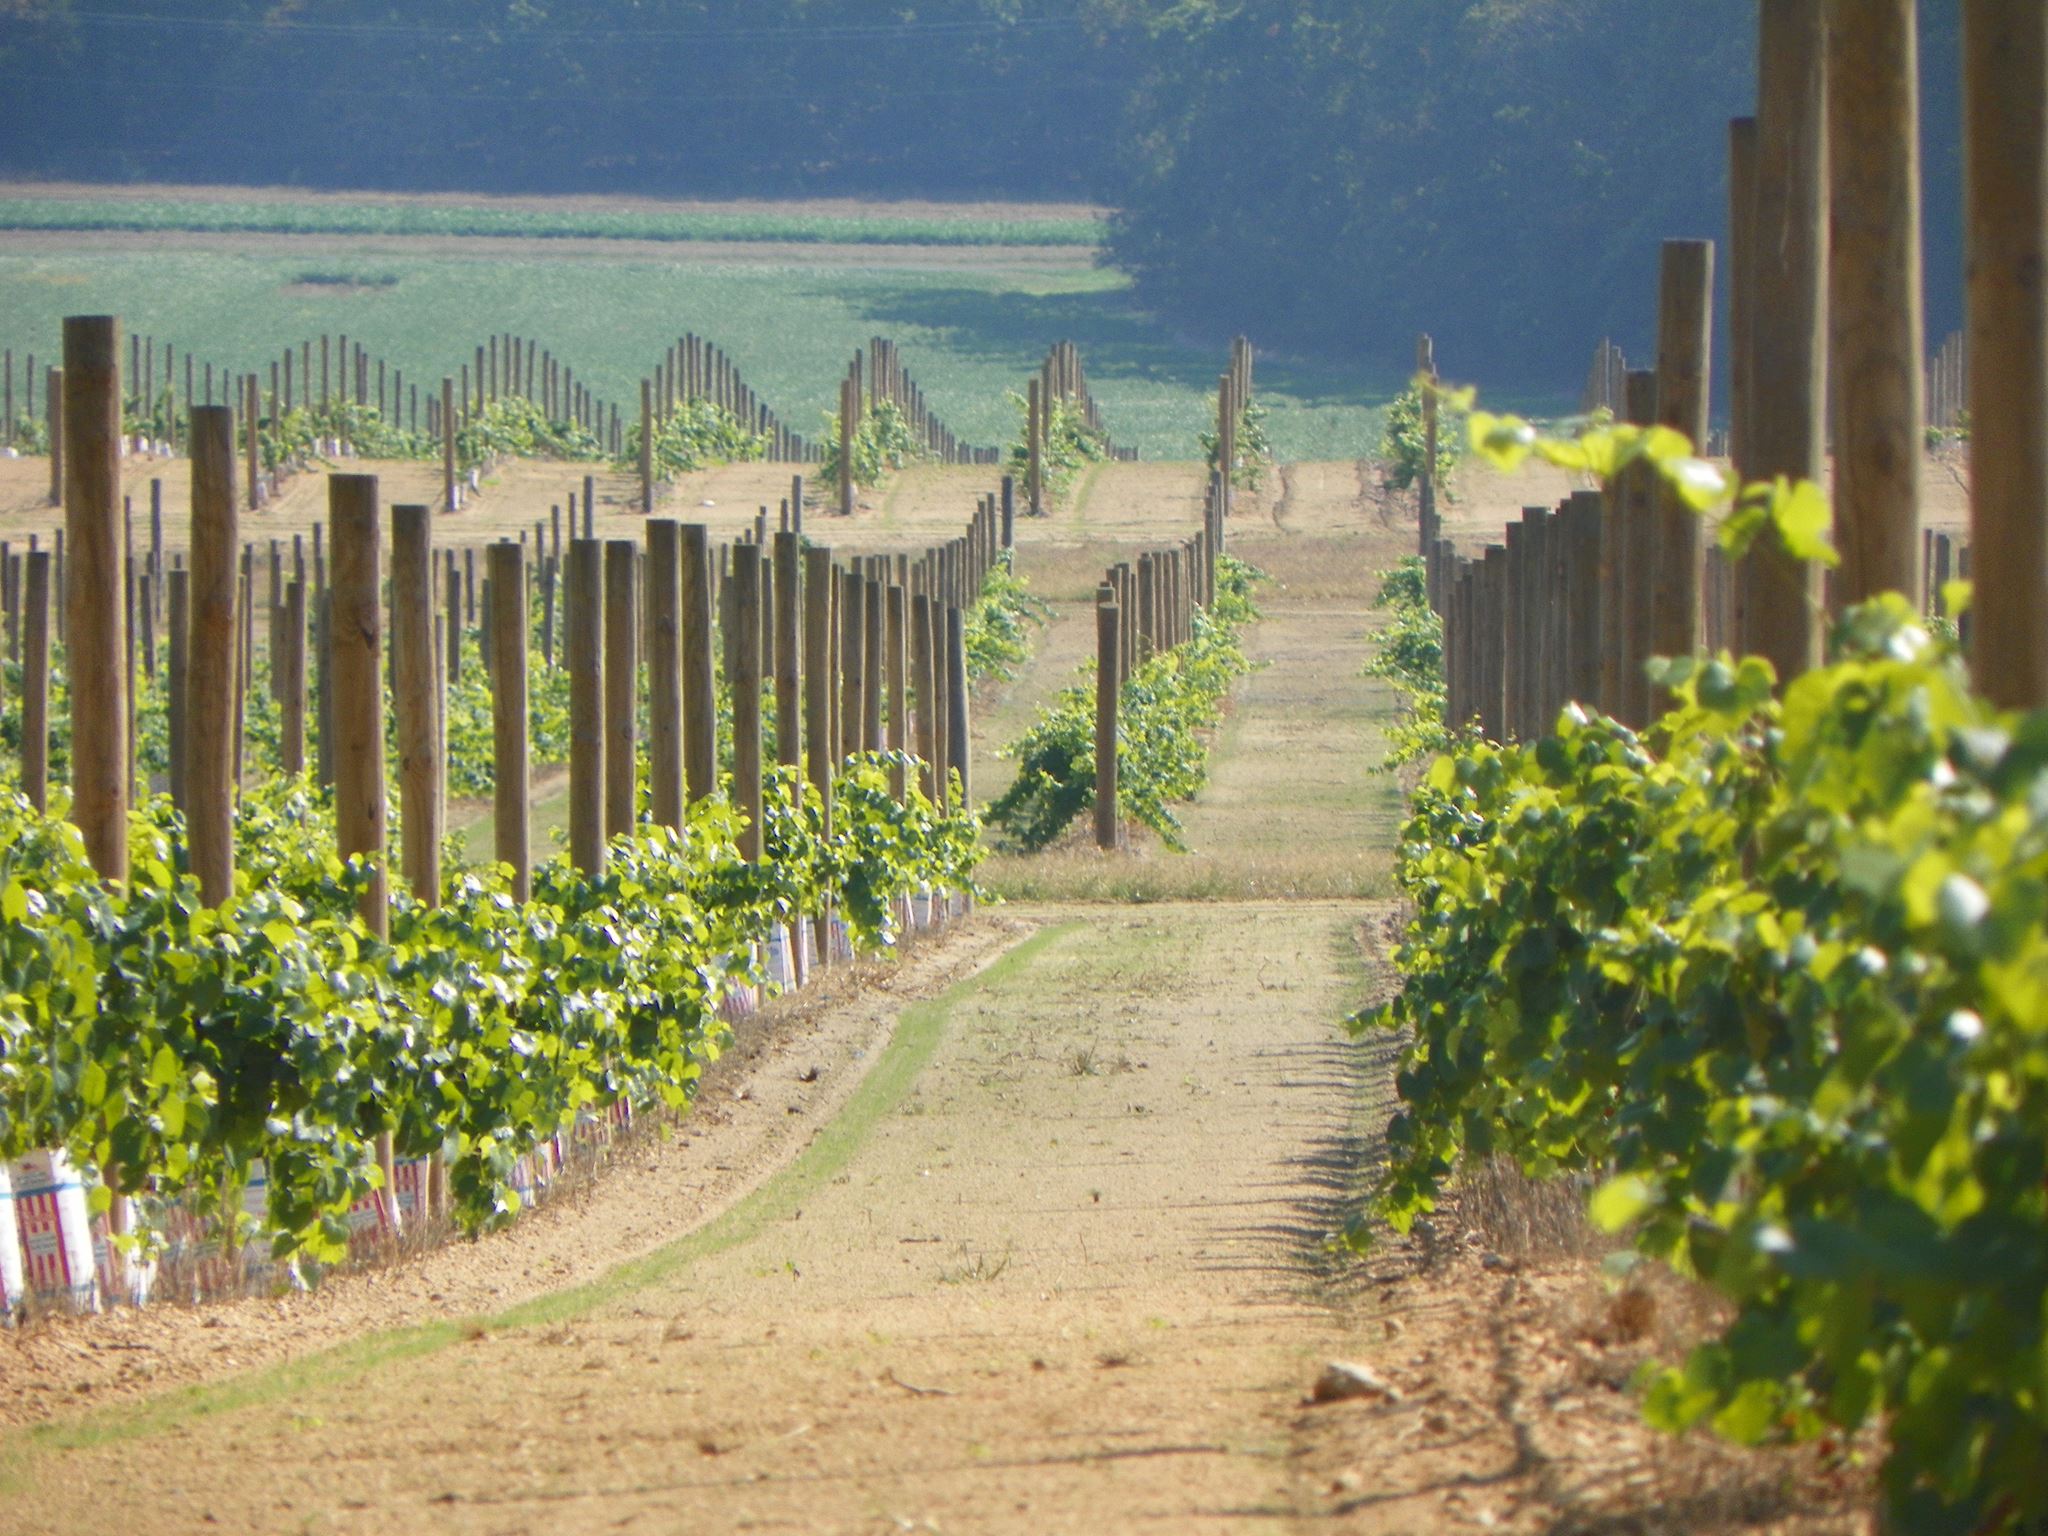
[1828,0,1924,605]
[46,366,61,508]
[489,542,531,899]
[22,550,51,812]
[640,378,655,515]
[245,374,260,511]
[442,377,457,511]
[279,576,307,776]
[680,524,717,802]
[835,377,853,518]
[188,407,236,903]
[886,584,908,802]
[329,475,387,928]
[839,568,865,760]
[804,546,836,833]
[604,539,639,839]
[1027,378,1044,516]
[911,590,937,803]
[566,539,606,873]
[63,318,126,881]
[165,561,188,819]
[731,543,764,862]
[945,605,969,809]
[1964,0,2048,706]
[1728,118,1760,486]
[646,520,683,828]
[1417,335,1438,558]
[1651,241,1714,672]
[391,505,441,901]
[1742,0,1829,681]
[774,528,801,772]
[1094,592,1119,848]
[862,574,884,753]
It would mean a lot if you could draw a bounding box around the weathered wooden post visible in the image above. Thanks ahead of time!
[188,406,236,903]
[945,605,969,809]
[1027,378,1045,517]
[64,318,126,878]
[279,577,307,776]
[886,584,908,801]
[46,366,62,508]
[1741,0,1829,680]
[639,378,655,516]
[604,539,639,839]
[1828,0,1924,605]
[22,550,51,812]
[732,543,764,862]
[1094,588,1119,849]
[1651,240,1714,678]
[442,377,457,511]
[329,475,387,926]
[560,538,605,874]
[1964,0,2048,706]
[911,589,937,803]
[645,520,683,828]
[803,544,836,834]
[862,574,884,753]
[488,542,530,898]
[839,568,865,760]
[680,524,717,803]
[392,506,441,900]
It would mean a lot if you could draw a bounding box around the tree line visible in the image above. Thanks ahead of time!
[0,1,1963,387]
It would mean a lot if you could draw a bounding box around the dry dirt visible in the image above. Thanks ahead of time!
[0,450,1873,1532]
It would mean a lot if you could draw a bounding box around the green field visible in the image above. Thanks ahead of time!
[0,195,1106,248]
[0,247,1395,462]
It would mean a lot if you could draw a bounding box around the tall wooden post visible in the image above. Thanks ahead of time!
[279,577,307,776]
[839,568,865,760]
[392,505,441,901]
[566,539,606,873]
[862,574,884,753]
[639,378,655,515]
[21,551,51,812]
[488,542,531,899]
[1416,335,1438,559]
[329,475,387,929]
[1965,0,2048,706]
[773,528,802,772]
[1650,241,1714,671]
[911,590,937,802]
[1828,0,1924,605]
[945,605,969,810]
[1742,0,1829,680]
[604,539,640,839]
[188,406,236,904]
[731,543,764,862]
[804,546,836,828]
[46,366,62,508]
[63,317,126,882]
[1027,378,1044,516]
[646,520,683,828]
[680,524,717,802]
[442,377,457,511]
[1094,591,1119,849]
[886,584,908,802]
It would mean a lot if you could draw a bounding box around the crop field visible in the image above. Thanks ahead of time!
[0,194,1403,462]
[0,191,1107,247]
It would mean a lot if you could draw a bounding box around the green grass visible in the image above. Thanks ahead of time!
[0,195,1105,248]
[0,249,1393,461]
